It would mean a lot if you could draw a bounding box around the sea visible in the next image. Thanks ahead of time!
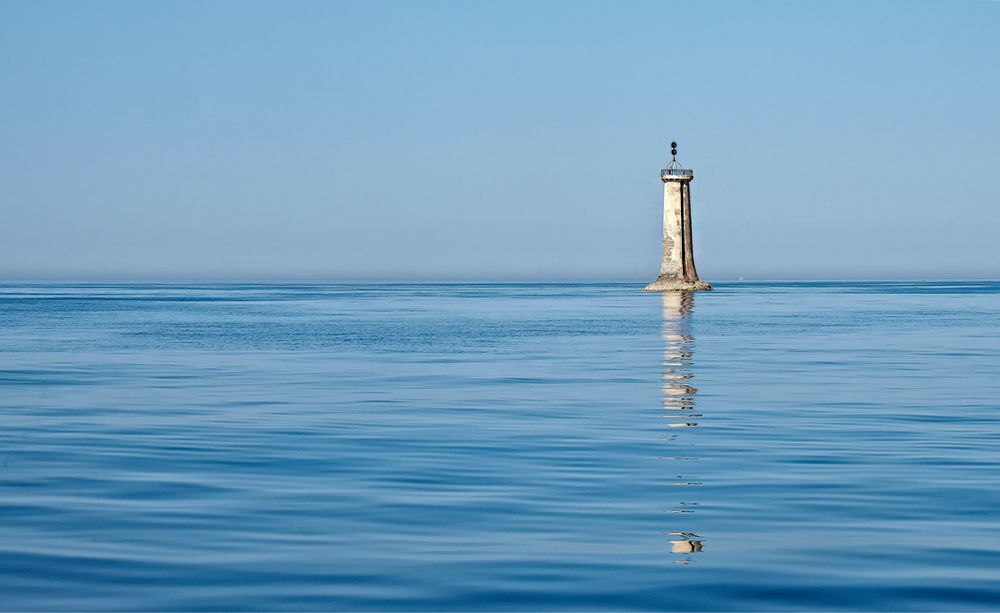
[1,281,999,611]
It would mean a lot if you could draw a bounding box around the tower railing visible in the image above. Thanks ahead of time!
[661,168,693,179]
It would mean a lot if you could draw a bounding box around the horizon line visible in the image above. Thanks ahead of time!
[2,277,999,285]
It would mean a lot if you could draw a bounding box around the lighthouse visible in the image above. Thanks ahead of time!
[644,142,712,292]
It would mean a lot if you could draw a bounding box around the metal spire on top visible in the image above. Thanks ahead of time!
[665,141,681,170]
[660,140,692,179]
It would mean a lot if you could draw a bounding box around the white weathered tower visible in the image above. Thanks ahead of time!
[644,141,711,292]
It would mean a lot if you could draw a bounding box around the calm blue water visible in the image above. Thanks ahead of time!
[2,282,1000,611]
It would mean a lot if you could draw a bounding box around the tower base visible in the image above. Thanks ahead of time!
[643,277,712,292]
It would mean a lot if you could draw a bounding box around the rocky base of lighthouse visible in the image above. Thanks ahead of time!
[643,277,712,292]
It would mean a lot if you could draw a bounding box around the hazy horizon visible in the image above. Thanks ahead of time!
[4,276,1000,284]
[2,1,998,281]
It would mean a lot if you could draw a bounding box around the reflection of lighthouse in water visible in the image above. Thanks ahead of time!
[659,292,704,562]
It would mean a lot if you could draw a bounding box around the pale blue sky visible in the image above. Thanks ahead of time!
[1,1,997,280]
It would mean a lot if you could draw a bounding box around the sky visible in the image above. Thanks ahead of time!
[1,0,998,281]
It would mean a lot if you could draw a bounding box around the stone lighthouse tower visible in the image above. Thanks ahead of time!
[644,141,711,292]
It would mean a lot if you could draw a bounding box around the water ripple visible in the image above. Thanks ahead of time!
[1,282,999,610]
